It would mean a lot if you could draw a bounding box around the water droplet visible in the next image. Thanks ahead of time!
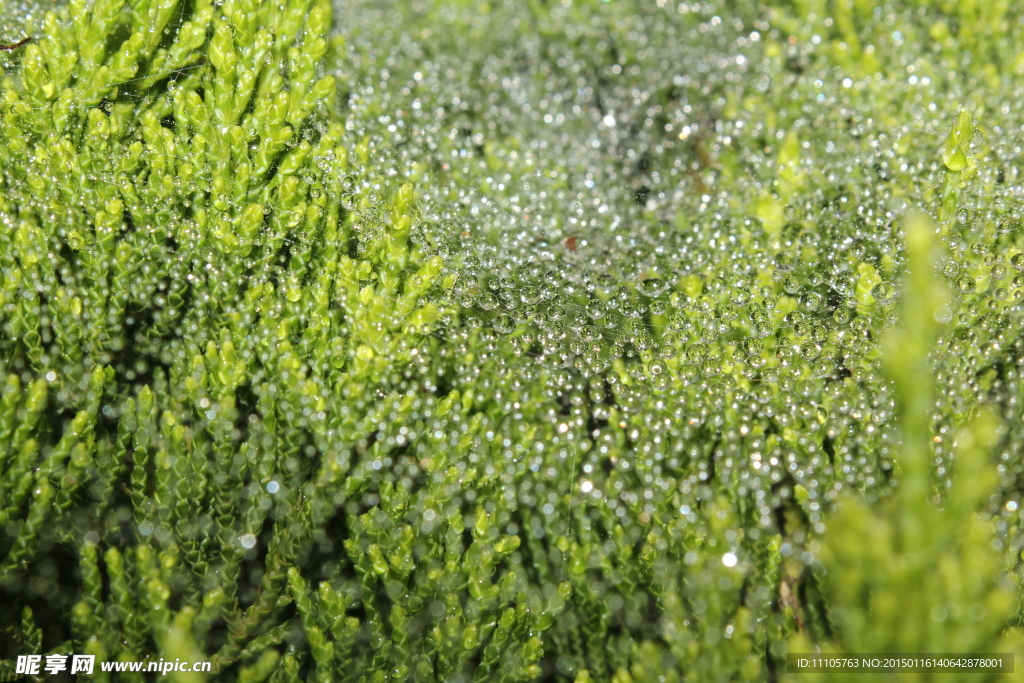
[637,277,668,297]
[800,291,823,312]
[493,315,515,335]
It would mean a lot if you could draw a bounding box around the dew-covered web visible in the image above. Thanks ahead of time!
[320,0,1024,539]
[1,1,44,49]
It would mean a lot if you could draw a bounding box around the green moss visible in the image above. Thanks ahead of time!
[2,0,1024,681]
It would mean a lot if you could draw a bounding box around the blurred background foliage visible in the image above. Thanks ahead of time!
[2,0,1024,680]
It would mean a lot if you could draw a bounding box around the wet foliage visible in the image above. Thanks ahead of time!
[2,0,1024,680]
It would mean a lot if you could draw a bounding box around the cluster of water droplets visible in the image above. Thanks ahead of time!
[0,0,42,40]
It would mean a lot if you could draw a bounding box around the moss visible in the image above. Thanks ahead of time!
[1,0,1024,681]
